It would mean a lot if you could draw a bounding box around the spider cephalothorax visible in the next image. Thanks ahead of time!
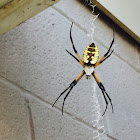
[52,22,114,116]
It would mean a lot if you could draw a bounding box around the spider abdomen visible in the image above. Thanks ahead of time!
[83,43,99,65]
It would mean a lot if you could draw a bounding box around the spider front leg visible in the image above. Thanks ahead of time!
[94,29,115,68]
[52,70,85,115]
[65,23,85,67]
[70,22,84,66]
[92,72,113,116]
[65,49,84,67]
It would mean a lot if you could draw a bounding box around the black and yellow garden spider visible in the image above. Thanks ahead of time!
[52,22,114,116]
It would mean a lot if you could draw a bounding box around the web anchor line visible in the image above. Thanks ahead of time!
[85,0,99,41]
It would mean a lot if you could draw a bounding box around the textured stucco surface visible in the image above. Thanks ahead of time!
[0,0,140,140]
[0,78,30,140]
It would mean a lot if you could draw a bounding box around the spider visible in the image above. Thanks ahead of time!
[52,22,114,116]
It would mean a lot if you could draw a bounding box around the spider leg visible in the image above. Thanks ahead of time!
[52,70,85,115]
[99,49,114,64]
[101,89,108,116]
[94,27,115,68]
[92,72,113,115]
[62,86,73,115]
[103,87,113,113]
[70,22,84,65]
[65,49,84,67]
[52,87,69,107]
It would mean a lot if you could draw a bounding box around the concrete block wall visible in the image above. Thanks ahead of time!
[0,0,140,140]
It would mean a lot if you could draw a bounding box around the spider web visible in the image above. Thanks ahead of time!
[84,1,107,139]
[85,0,99,42]
[92,82,107,140]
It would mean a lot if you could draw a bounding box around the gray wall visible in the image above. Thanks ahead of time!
[0,0,140,140]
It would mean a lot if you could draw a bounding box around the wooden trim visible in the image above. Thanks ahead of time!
[0,0,60,36]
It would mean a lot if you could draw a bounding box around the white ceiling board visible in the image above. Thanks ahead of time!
[91,0,140,43]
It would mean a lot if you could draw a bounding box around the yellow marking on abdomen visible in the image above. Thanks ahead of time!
[83,43,99,65]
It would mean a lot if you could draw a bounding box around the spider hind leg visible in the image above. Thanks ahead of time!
[52,87,70,107]
[52,80,76,115]
[92,72,113,115]
[62,86,73,115]
[98,83,113,116]
[52,70,85,115]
